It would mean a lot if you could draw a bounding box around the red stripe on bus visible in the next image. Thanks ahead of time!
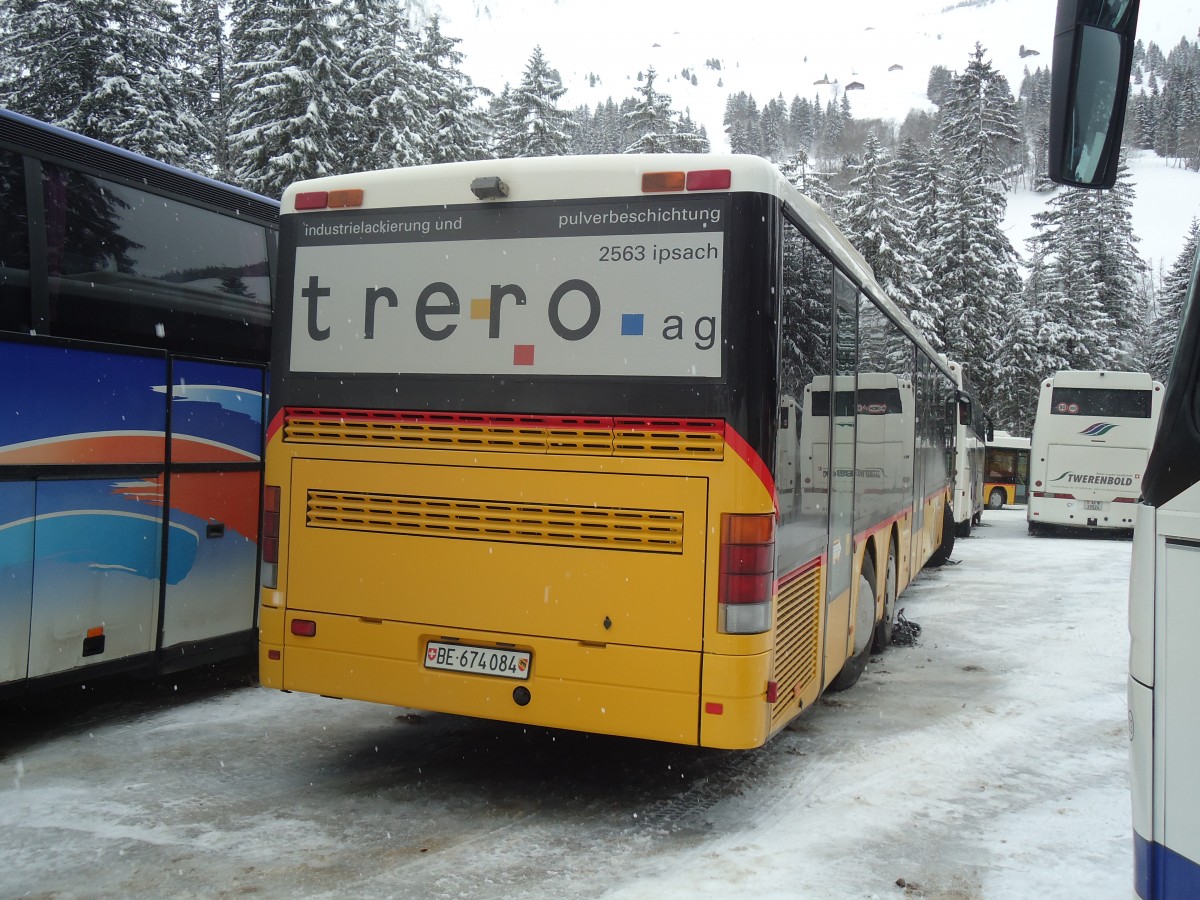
[266,409,286,443]
[286,406,615,428]
[283,407,732,434]
[923,487,950,505]
[722,423,778,513]
[854,507,912,547]
[776,554,824,589]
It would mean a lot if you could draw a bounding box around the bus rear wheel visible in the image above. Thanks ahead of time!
[829,555,876,692]
[872,542,898,653]
[988,488,1006,510]
[927,503,955,567]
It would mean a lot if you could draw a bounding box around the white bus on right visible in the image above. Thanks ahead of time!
[1050,0,1200,893]
[1027,370,1163,535]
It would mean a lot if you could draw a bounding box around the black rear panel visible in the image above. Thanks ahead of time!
[272,192,779,464]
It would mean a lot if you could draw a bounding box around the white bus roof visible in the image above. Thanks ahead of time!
[987,431,1031,449]
[1040,370,1159,390]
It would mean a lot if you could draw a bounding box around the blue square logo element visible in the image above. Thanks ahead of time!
[621,314,645,336]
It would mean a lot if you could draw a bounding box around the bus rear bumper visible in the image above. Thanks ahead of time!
[262,609,726,746]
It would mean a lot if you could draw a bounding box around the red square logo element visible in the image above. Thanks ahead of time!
[513,345,535,366]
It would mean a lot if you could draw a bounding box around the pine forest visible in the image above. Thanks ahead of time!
[1,0,1198,433]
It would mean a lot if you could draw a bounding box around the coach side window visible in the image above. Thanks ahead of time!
[779,216,834,566]
[0,150,30,330]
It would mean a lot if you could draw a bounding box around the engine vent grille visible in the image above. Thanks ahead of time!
[283,409,724,460]
[771,561,822,728]
[306,490,685,553]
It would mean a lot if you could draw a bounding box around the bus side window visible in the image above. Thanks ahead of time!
[0,149,30,331]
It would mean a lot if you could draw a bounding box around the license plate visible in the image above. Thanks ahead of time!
[1084,500,1104,511]
[424,641,531,680]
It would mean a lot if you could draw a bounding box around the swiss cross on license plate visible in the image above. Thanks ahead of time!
[425,641,531,680]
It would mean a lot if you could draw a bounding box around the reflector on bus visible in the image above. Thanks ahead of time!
[294,191,328,210]
[686,169,732,191]
[291,619,316,637]
[328,189,363,208]
[641,171,686,192]
[642,169,733,193]
[294,189,364,210]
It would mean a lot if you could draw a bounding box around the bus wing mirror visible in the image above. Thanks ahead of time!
[1048,0,1140,189]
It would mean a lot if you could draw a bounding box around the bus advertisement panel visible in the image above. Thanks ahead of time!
[0,108,277,696]
[260,155,957,749]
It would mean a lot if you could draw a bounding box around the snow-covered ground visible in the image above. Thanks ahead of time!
[0,507,1134,899]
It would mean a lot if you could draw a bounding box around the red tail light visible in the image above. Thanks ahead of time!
[261,485,281,589]
[262,485,280,564]
[719,513,775,634]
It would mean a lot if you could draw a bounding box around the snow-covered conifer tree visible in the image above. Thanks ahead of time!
[492,46,570,158]
[0,0,208,169]
[929,44,1023,407]
[624,67,676,154]
[227,0,351,197]
[179,0,229,179]
[1149,219,1200,381]
[342,0,428,171]
[842,135,936,342]
[1024,156,1144,371]
[417,16,490,164]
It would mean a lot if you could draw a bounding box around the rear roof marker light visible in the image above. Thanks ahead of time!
[328,189,363,208]
[642,171,686,193]
[295,191,328,210]
[686,169,732,191]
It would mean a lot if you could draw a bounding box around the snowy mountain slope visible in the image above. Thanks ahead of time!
[440,0,1195,129]
[435,0,1200,268]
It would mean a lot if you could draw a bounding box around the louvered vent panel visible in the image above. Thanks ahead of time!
[613,417,725,459]
[771,563,823,728]
[283,409,723,460]
[307,490,684,553]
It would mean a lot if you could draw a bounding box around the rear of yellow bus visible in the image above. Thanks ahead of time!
[257,157,814,749]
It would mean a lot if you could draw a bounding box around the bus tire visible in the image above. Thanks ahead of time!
[927,503,956,567]
[871,541,898,653]
[829,555,876,692]
[955,517,972,538]
[988,488,1006,510]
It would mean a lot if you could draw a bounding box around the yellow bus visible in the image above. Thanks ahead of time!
[984,431,1031,509]
[258,155,957,749]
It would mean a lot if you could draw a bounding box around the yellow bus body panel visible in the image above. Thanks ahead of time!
[286,458,708,649]
[278,614,702,744]
[699,648,773,749]
[262,429,783,747]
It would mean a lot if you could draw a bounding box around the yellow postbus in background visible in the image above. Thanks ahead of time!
[984,431,1031,509]
[258,154,957,749]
